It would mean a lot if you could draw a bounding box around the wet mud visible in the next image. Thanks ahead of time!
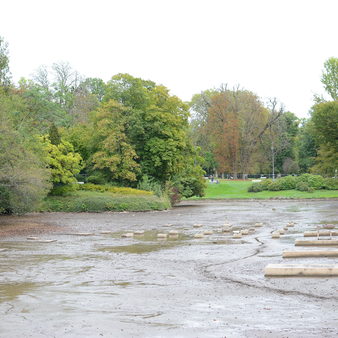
[0,200,337,337]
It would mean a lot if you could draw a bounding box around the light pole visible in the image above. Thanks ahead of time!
[271,143,275,180]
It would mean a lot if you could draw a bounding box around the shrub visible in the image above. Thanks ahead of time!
[79,183,153,195]
[277,176,296,190]
[49,184,79,196]
[137,175,163,197]
[166,184,181,205]
[267,181,282,191]
[322,178,338,190]
[79,183,106,192]
[0,185,11,214]
[86,172,108,185]
[296,174,325,189]
[296,181,311,192]
[260,179,273,190]
[42,193,170,212]
[248,183,264,192]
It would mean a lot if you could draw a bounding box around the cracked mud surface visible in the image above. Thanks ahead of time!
[0,200,337,337]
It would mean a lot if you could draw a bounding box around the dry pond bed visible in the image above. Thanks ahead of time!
[0,200,337,337]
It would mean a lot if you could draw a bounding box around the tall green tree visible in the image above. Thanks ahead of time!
[309,101,338,176]
[311,101,338,151]
[0,36,11,86]
[18,78,70,130]
[91,100,140,183]
[102,73,205,196]
[321,57,338,100]
[0,88,51,213]
[296,119,317,173]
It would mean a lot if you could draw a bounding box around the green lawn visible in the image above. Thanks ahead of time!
[193,180,338,199]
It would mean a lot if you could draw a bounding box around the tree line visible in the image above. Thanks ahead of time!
[0,37,205,213]
[189,58,338,179]
[0,36,337,213]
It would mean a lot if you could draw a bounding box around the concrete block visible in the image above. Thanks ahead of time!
[121,233,134,238]
[271,232,280,238]
[255,222,263,227]
[134,230,145,235]
[194,233,204,238]
[36,239,57,243]
[323,224,335,229]
[203,230,213,235]
[241,229,249,235]
[304,231,338,237]
[193,224,203,228]
[157,233,167,238]
[264,264,338,276]
[295,239,338,246]
[232,233,242,239]
[283,250,338,258]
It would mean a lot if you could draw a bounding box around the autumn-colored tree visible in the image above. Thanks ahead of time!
[207,92,240,176]
[206,88,268,178]
[190,90,220,175]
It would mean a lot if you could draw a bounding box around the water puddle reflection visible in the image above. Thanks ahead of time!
[0,282,41,302]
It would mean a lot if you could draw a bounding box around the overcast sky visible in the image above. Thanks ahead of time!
[1,0,337,117]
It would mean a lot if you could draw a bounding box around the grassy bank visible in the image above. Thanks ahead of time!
[192,180,338,199]
[41,190,170,212]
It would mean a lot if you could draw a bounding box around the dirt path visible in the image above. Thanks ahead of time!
[0,200,337,337]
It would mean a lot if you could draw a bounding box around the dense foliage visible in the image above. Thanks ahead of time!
[0,37,206,213]
[0,36,336,213]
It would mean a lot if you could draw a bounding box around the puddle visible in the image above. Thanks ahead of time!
[114,281,131,287]
[98,242,180,254]
[109,230,189,242]
[0,282,41,302]
[286,206,302,212]
[211,240,249,245]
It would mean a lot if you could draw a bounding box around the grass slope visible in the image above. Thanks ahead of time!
[194,180,338,199]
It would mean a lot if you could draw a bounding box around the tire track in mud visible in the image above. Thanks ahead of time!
[196,235,337,301]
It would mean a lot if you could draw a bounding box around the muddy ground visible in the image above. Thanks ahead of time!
[0,200,337,338]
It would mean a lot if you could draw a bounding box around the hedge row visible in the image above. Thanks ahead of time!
[42,191,169,212]
[50,183,153,196]
[248,174,338,193]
